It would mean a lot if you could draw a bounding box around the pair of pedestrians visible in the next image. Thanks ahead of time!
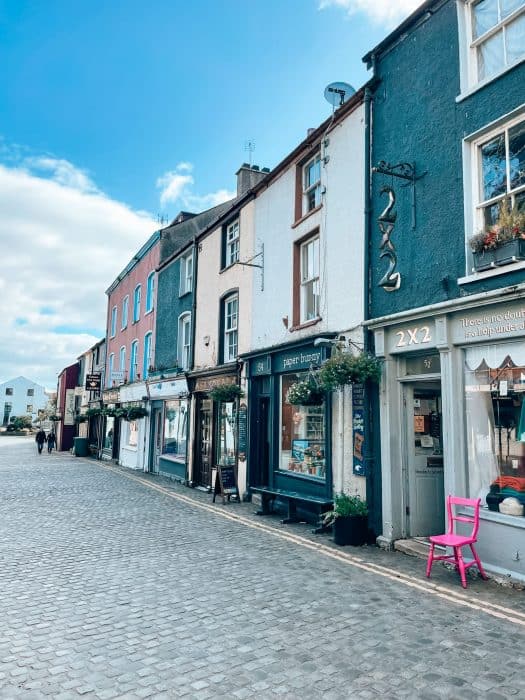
[35,429,56,454]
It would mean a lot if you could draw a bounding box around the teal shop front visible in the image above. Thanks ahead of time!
[245,340,332,516]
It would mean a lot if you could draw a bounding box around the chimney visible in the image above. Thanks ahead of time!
[236,163,270,197]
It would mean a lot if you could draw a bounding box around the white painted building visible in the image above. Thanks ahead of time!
[1,376,49,426]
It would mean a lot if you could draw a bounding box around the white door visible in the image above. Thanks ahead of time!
[405,384,445,537]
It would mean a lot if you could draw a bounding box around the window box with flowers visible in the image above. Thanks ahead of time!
[285,375,325,406]
[469,201,525,272]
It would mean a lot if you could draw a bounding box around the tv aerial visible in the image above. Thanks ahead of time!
[324,81,356,109]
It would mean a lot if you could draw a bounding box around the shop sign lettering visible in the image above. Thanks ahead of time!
[279,350,322,371]
[395,326,432,348]
[458,308,525,340]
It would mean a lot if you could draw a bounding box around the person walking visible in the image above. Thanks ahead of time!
[35,428,46,455]
[46,431,56,453]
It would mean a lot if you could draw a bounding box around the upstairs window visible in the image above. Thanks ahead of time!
[226,220,240,267]
[133,285,141,323]
[5,388,13,396]
[303,154,321,215]
[179,251,193,296]
[143,332,152,380]
[129,340,138,382]
[119,346,126,372]
[300,235,320,323]
[222,294,238,363]
[178,313,191,370]
[110,306,117,337]
[27,389,34,396]
[145,272,155,313]
[122,296,129,329]
[476,114,525,228]
[26,404,33,413]
[470,0,525,83]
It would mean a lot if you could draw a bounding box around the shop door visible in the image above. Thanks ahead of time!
[404,383,445,537]
[195,399,212,488]
[252,397,270,487]
[150,408,162,474]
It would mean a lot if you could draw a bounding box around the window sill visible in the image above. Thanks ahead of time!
[292,205,322,229]
[160,454,186,463]
[120,326,128,332]
[144,308,154,316]
[219,262,238,274]
[289,317,322,332]
[458,259,525,285]
[456,56,525,104]
[479,508,525,529]
[178,290,191,298]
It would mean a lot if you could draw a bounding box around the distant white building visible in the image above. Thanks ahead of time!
[0,376,49,425]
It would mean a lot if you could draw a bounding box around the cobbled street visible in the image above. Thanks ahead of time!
[1,439,525,700]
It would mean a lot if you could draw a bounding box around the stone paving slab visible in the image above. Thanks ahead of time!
[0,439,524,699]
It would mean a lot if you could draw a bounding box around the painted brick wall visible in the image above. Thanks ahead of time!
[155,256,192,372]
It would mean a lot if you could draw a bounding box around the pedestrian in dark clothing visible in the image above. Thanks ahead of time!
[47,431,56,453]
[35,429,46,455]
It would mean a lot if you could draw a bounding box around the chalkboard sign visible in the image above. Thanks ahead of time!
[213,465,240,504]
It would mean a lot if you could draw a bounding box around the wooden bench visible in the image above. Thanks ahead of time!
[251,486,333,534]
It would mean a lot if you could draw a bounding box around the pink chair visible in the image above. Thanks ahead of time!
[426,495,488,589]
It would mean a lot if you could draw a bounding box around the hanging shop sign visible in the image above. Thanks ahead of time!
[85,373,102,390]
[352,383,365,476]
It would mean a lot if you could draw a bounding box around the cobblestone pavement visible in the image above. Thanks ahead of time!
[1,439,525,700]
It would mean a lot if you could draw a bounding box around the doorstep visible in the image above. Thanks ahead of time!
[394,538,434,558]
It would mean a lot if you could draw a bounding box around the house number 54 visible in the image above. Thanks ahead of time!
[395,326,431,347]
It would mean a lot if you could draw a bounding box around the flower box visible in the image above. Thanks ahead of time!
[472,249,496,272]
[494,239,525,266]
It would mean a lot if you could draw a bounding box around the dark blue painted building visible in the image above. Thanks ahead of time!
[364,0,525,581]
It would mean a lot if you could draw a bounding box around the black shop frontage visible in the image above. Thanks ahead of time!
[243,339,333,519]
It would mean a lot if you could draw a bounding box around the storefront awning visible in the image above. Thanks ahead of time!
[465,342,525,371]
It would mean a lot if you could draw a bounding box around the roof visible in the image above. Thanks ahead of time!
[362,0,442,67]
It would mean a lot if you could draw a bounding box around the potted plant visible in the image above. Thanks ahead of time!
[468,229,497,271]
[286,375,325,406]
[324,493,368,546]
[209,384,244,403]
[319,352,382,392]
[469,200,525,271]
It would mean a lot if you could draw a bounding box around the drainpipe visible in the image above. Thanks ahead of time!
[186,236,199,486]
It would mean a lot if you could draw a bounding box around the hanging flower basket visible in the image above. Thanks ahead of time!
[125,406,148,421]
[102,407,119,418]
[319,352,382,391]
[209,384,244,403]
[74,414,88,423]
[286,376,325,406]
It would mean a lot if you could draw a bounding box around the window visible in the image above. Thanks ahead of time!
[162,399,188,461]
[122,296,129,330]
[133,285,141,323]
[110,306,117,337]
[178,313,191,370]
[225,220,240,267]
[26,405,33,413]
[127,420,138,448]
[119,346,126,373]
[216,401,237,466]
[108,353,114,387]
[143,332,152,380]
[469,0,525,83]
[464,340,525,518]
[279,372,326,480]
[27,389,34,396]
[223,294,238,363]
[300,235,320,323]
[474,115,525,230]
[3,402,12,426]
[5,388,13,396]
[146,272,155,313]
[303,154,321,214]
[129,340,138,382]
[179,252,193,296]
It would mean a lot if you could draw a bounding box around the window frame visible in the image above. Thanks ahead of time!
[5,388,13,396]
[225,219,240,267]
[27,388,34,396]
[222,293,239,364]
[129,340,139,382]
[302,153,322,216]
[119,345,126,373]
[108,353,115,387]
[143,332,152,380]
[299,234,320,325]
[177,312,191,370]
[133,285,141,323]
[179,251,194,296]
[110,305,117,337]
[121,295,129,330]
[145,272,155,313]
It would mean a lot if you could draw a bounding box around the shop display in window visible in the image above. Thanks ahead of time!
[217,401,237,466]
[162,399,187,460]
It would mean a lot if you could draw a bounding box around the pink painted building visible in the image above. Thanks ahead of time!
[104,231,160,388]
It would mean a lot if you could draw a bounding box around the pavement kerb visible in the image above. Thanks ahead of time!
[83,457,525,631]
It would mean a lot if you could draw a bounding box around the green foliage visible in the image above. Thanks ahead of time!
[286,375,325,406]
[469,198,525,252]
[48,414,60,422]
[85,407,102,417]
[124,406,148,421]
[324,492,368,525]
[319,352,382,391]
[74,414,88,423]
[209,384,244,403]
[9,415,32,430]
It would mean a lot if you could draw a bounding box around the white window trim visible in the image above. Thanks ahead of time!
[108,353,115,387]
[223,294,238,363]
[226,220,240,267]
[143,332,152,379]
[302,153,322,215]
[121,295,129,330]
[179,252,193,296]
[133,285,141,323]
[177,312,191,370]
[110,306,117,338]
[119,346,126,372]
[145,272,155,313]
[129,340,139,382]
[457,0,525,99]
[462,104,525,280]
[300,235,320,324]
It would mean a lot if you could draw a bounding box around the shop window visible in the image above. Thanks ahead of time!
[217,401,237,467]
[279,372,326,480]
[464,340,525,517]
[127,420,138,448]
[162,399,188,460]
[104,416,115,451]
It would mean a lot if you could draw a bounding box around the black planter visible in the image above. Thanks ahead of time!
[495,239,525,266]
[472,249,496,272]
[333,514,368,546]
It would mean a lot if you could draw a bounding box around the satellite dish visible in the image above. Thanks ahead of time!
[324,81,356,108]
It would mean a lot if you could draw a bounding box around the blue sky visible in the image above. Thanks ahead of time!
[0,0,421,388]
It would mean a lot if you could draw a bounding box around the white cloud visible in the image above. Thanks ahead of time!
[156,162,235,211]
[319,0,424,26]
[0,156,156,388]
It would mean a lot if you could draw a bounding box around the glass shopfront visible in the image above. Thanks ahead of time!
[217,401,237,467]
[464,340,525,518]
[162,399,188,461]
[280,372,326,480]
[104,416,114,450]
